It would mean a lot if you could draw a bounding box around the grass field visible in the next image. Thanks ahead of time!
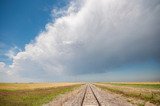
[110,83,160,89]
[101,82,160,89]
[0,83,82,106]
[0,83,78,90]
[95,82,160,106]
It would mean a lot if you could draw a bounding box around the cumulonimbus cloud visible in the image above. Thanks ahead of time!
[1,0,160,81]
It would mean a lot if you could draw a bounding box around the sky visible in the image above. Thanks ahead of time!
[0,0,160,82]
[0,0,69,64]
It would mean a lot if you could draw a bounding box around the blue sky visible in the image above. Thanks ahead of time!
[0,0,69,64]
[0,0,160,82]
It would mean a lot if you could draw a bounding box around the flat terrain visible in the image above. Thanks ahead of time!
[0,83,81,106]
[100,82,160,89]
[0,82,159,106]
[0,83,78,90]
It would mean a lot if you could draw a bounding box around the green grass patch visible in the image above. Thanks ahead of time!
[0,84,81,106]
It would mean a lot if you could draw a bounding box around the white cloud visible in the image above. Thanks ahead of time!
[0,62,12,82]
[5,46,21,59]
[1,0,160,82]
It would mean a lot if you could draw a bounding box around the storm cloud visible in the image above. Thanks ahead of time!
[1,0,160,81]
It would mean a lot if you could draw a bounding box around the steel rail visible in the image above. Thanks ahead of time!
[89,84,101,106]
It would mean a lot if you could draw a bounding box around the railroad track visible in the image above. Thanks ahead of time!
[81,84,101,106]
[81,84,87,106]
[46,84,133,106]
[89,85,101,106]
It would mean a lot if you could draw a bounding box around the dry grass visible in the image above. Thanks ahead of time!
[107,82,160,84]
[0,83,82,106]
[0,83,79,90]
[102,82,160,89]
[95,82,160,105]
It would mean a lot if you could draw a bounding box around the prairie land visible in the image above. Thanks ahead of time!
[101,82,160,89]
[0,83,78,90]
[95,82,160,106]
[1,82,160,106]
[0,83,82,106]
